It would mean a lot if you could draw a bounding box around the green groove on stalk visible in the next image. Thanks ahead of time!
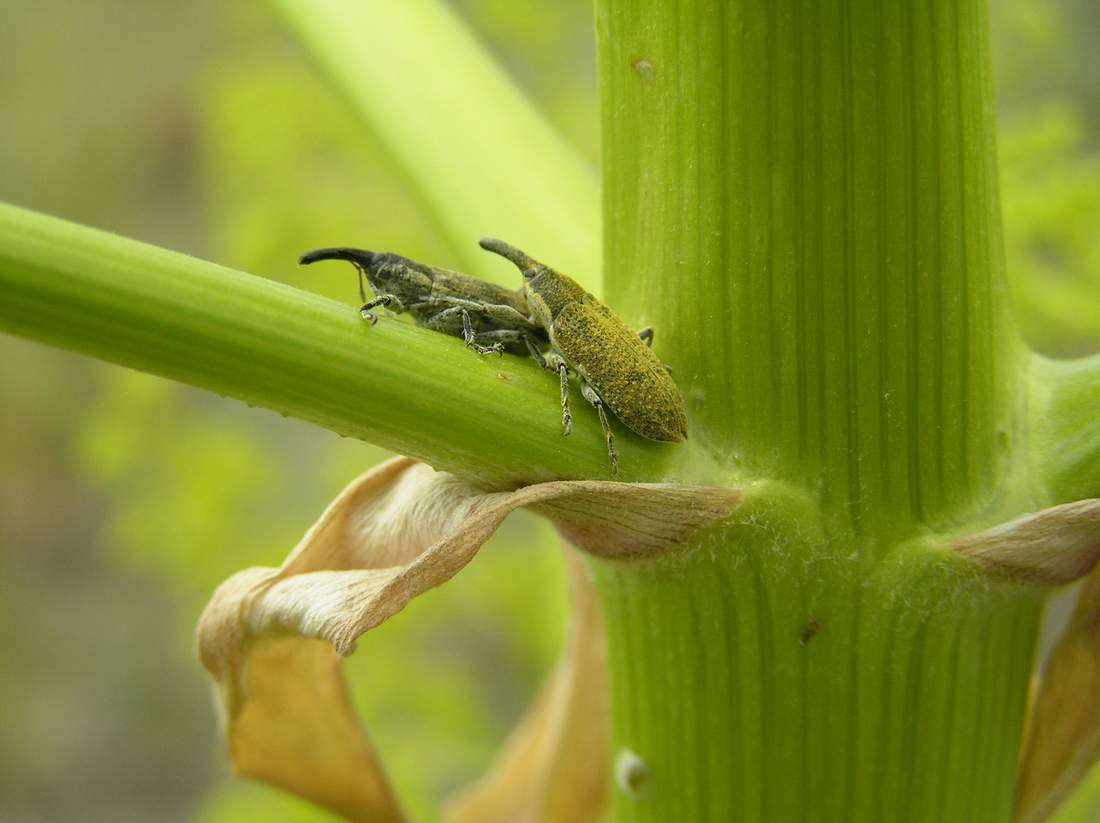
[592,525,1041,823]
[0,202,672,484]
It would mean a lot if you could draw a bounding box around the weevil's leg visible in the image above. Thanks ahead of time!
[635,326,673,373]
[349,260,368,305]
[580,380,619,474]
[422,305,499,354]
[461,309,504,356]
[523,333,548,368]
[548,352,573,436]
[475,328,548,366]
[413,296,539,330]
[420,305,465,335]
[421,305,503,355]
[470,329,545,360]
[474,302,540,330]
[360,293,404,325]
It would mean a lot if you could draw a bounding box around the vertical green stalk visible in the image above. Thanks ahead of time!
[592,1,1041,821]
[595,524,1040,823]
[598,0,1020,539]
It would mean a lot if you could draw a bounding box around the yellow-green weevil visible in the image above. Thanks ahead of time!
[479,237,688,473]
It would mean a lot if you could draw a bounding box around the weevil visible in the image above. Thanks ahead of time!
[299,247,548,357]
[479,237,688,474]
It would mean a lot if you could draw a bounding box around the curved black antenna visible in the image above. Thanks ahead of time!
[478,237,537,274]
[299,247,379,304]
[298,247,379,266]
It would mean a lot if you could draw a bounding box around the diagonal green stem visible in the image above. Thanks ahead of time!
[276,0,600,286]
[0,202,674,484]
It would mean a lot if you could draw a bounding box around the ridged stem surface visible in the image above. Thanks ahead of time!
[595,520,1040,823]
[593,2,1043,821]
[598,0,1020,539]
[0,203,671,485]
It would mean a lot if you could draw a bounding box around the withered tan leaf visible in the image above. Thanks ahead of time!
[443,551,609,823]
[196,456,740,823]
[1015,568,1100,823]
[953,499,1100,586]
[948,498,1100,822]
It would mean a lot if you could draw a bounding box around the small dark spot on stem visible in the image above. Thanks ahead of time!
[800,618,820,646]
[632,58,655,85]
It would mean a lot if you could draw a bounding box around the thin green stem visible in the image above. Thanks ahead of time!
[0,202,674,484]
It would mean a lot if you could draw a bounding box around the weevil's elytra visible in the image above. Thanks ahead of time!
[554,304,687,442]
[479,237,689,459]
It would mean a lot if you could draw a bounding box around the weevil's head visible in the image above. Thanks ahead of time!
[299,247,433,304]
[478,237,587,326]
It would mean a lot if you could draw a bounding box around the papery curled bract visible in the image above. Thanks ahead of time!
[197,456,741,822]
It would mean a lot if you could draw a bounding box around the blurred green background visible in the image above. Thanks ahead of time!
[0,2,1097,822]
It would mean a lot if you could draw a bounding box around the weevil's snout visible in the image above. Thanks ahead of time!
[298,247,379,268]
[478,237,538,277]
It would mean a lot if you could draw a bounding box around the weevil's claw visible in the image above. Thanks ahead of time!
[360,307,379,325]
[562,411,573,436]
[608,447,620,475]
[467,340,504,356]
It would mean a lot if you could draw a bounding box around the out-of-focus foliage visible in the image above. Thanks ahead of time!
[1000,104,1100,356]
[994,0,1100,357]
[993,2,1100,818]
[0,0,1096,821]
[0,3,586,822]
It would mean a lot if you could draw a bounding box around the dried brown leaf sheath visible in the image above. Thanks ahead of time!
[196,457,741,822]
[953,499,1100,586]
[1014,567,1100,823]
[950,498,1100,822]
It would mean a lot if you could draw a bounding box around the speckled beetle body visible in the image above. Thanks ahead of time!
[479,237,688,473]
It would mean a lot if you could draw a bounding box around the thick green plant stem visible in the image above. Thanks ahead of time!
[599,0,1019,539]
[593,1,1044,821]
[0,202,673,484]
[595,519,1040,823]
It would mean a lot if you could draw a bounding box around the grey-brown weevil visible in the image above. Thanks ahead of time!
[479,237,688,473]
[299,247,548,357]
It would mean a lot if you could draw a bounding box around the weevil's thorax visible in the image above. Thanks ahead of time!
[523,266,588,330]
[366,253,435,305]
